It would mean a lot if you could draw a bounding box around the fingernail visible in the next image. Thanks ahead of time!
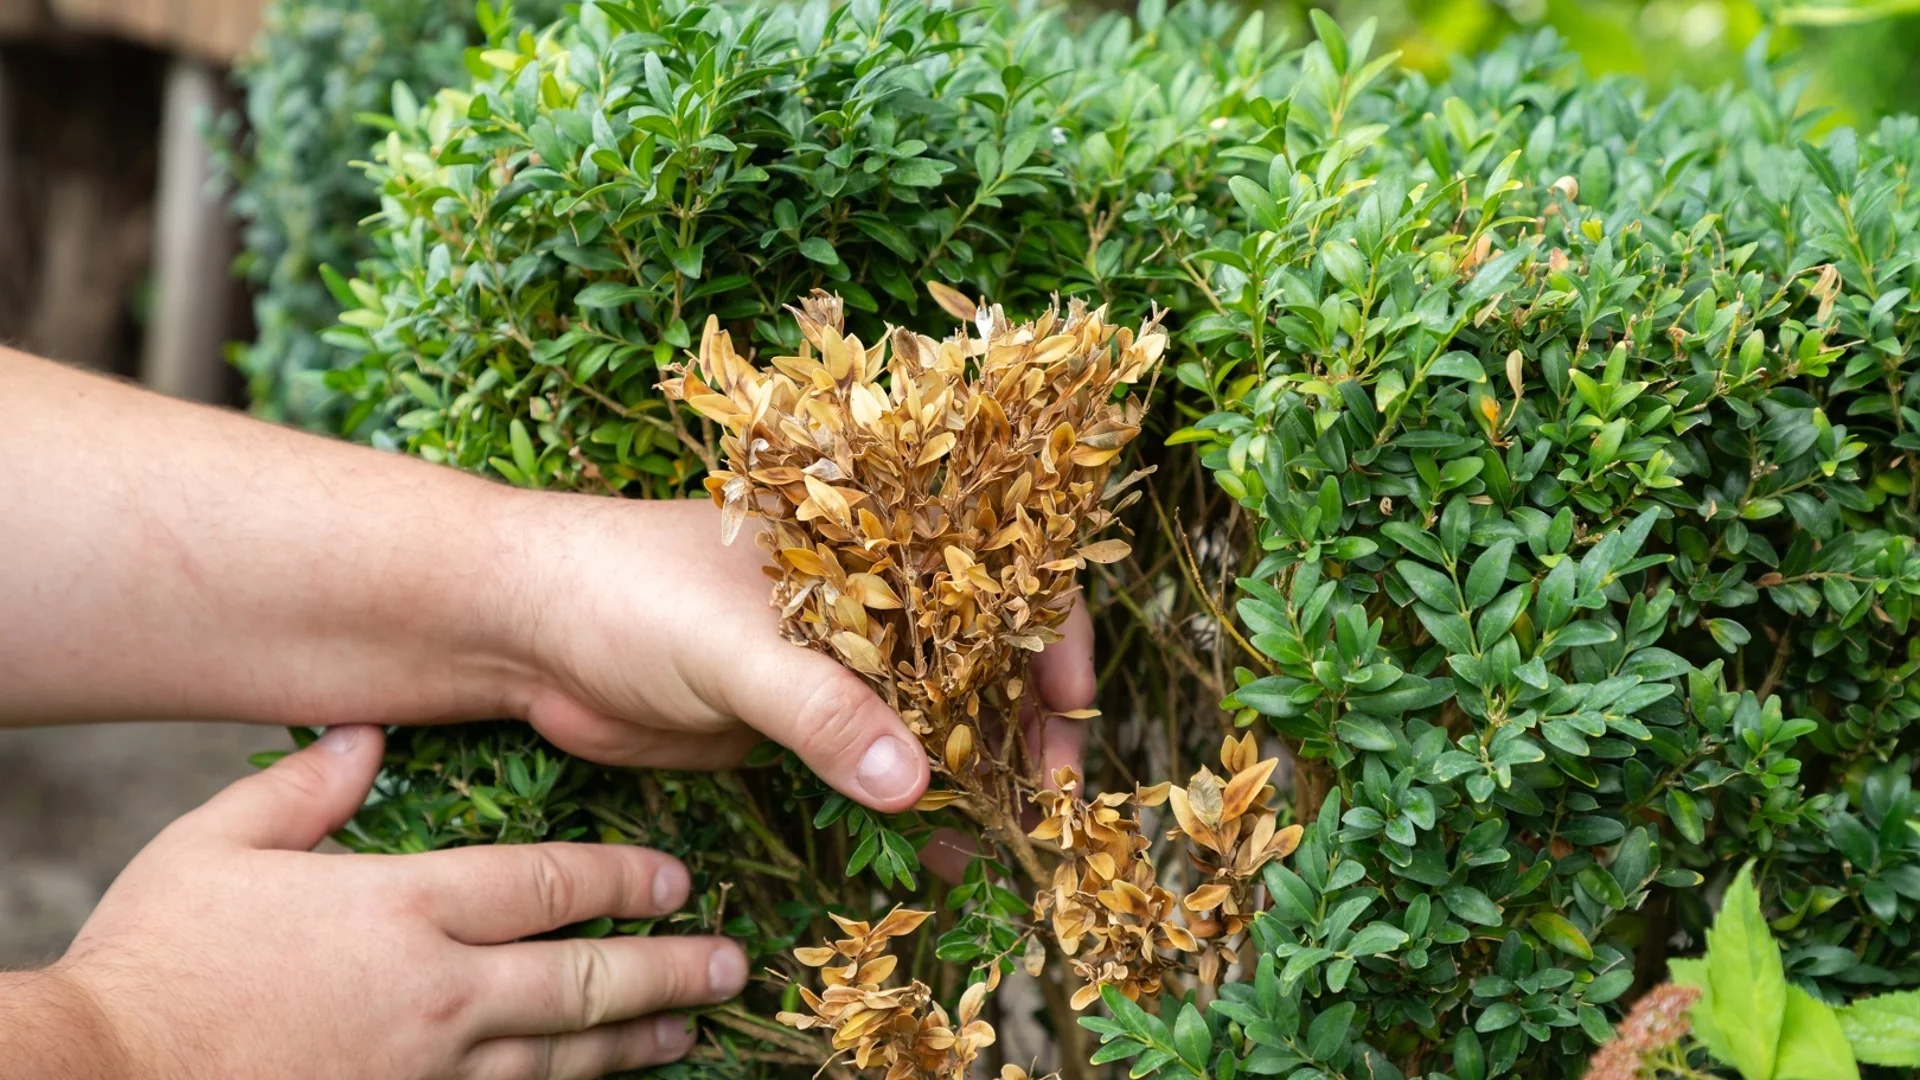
[855,735,920,805]
[708,946,747,996]
[651,1014,695,1056]
[652,860,689,910]
[317,726,368,755]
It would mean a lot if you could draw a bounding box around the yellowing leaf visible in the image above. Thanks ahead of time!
[915,431,957,467]
[927,281,977,322]
[1077,539,1132,564]
[846,573,903,609]
[830,630,887,676]
[803,474,854,529]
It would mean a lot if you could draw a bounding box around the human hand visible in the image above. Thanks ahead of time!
[48,725,746,1080]
[507,497,1093,813]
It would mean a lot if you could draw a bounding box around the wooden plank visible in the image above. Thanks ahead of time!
[0,38,163,376]
[139,58,235,402]
[0,0,49,37]
[46,0,262,62]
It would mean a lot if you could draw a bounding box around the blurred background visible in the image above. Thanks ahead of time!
[0,0,1916,966]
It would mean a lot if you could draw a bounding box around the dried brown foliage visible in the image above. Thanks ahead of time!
[661,288,1162,874]
[1033,734,1300,1010]
[1158,733,1303,986]
[1032,766,1193,1009]
[776,906,998,1079]
[666,291,1299,1076]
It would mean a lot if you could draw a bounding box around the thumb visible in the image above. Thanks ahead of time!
[726,644,928,812]
[186,725,385,850]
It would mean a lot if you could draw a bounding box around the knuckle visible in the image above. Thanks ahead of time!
[565,941,616,1029]
[647,943,693,1008]
[527,847,579,927]
[416,970,473,1030]
[791,673,876,760]
[268,754,334,806]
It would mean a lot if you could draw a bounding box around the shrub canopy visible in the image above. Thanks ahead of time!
[293,1,1920,1076]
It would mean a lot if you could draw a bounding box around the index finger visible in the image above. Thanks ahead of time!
[404,843,692,945]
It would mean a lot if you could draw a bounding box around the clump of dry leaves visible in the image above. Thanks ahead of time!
[777,906,1001,1079]
[662,286,1161,879]
[1033,765,1193,1009]
[1161,733,1303,986]
[1035,734,1303,1010]
[666,290,1302,1078]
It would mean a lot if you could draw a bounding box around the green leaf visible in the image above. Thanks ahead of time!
[1442,885,1502,926]
[1428,351,1488,382]
[574,282,644,308]
[1453,1028,1487,1080]
[1346,921,1410,956]
[799,237,840,265]
[1173,1002,1210,1069]
[1673,957,1737,1064]
[1708,862,1787,1080]
[1229,176,1283,232]
[1321,240,1368,290]
[509,419,538,479]
[1464,539,1514,610]
[1528,913,1593,960]
[1398,560,1462,611]
[1838,989,1920,1067]
[1475,1002,1521,1033]
[1667,789,1706,845]
[1307,1002,1355,1060]
[1777,985,1859,1080]
[1334,714,1398,752]
[1382,521,1446,563]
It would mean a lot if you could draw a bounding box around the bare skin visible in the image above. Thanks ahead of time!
[0,349,1091,1079]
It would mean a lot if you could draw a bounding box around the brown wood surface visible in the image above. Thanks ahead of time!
[45,0,262,61]
[0,0,49,37]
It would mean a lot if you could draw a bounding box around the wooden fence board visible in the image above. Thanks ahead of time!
[45,0,262,61]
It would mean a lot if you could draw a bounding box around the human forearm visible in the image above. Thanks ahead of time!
[0,968,127,1080]
[0,348,533,727]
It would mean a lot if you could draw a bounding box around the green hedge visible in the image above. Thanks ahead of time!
[219,0,559,425]
[1176,21,1920,1079]
[274,1,1920,1076]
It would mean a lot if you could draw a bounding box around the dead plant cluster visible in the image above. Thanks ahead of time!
[775,907,1000,1080]
[665,290,1299,1078]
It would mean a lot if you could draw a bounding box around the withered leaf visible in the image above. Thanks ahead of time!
[913,790,965,811]
[846,572,903,609]
[944,724,975,773]
[1221,757,1280,820]
[830,630,887,676]
[1077,539,1132,564]
[1187,770,1224,828]
[915,431,957,467]
[803,474,855,529]
[927,281,977,322]
[1183,883,1233,913]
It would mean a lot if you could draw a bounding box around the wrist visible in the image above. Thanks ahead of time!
[475,483,618,720]
[427,478,567,722]
[0,966,135,1080]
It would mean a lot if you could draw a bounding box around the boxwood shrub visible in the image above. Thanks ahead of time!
[219,0,559,425]
[1172,20,1920,1080]
[292,0,1920,1076]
